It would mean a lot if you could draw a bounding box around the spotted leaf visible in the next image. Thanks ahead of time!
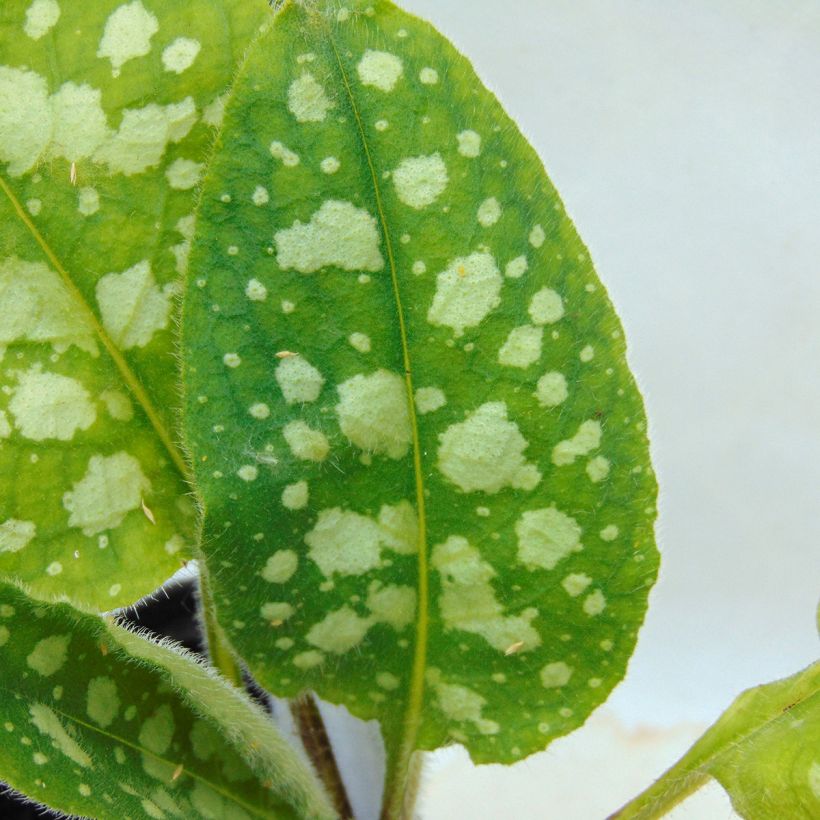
[181,0,659,811]
[0,0,270,609]
[613,661,820,820]
[0,580,335,819]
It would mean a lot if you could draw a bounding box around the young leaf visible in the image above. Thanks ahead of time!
[612,661,820,820]
[0,0,270,609]
[181,0,659,809]
[0,580,335,819]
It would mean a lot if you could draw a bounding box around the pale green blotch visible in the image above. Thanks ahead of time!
[0,257,97,354]
[261,550,299,583]
[535,372,568,408]
[97,1,159,76]
[275,200,384,273]
[26,634,70,677]
[427,669,499,735]
[357,49,403,92]
[287,72,334,123]
[62,452,151,536]
[307,607,372,654]
[587,456,611,483]
[282,481,309,510]
[96,260,173,349]
[457,129,481,158]
[139,704,175,755]
[283,420,330,462]
[29,703,91,767]
[335,369,411,459]
[392,153,448,209]
[540,661,573,688]
[366,583,416,630]
[162,37,201,75]
[516,507,582,571]
[552,420,602,466]
[275,355,325,404]
[305,503,417,577]
[87,676,120,728]
[528,288,565,325]
[9,366,96,441]
[498,325,543,368]
[427,252,502,337]
[437,402,541,494]
[24,0,61,41]
[0,519,37,553]
[561,573,592,598]
[261,602,295,623]
[433,536,540,653]
[415,386,446,414]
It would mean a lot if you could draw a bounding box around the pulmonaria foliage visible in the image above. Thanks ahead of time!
[615,661,820,820]
[0,581,334,819]
[0,0,268,608]
[181,0,659,804]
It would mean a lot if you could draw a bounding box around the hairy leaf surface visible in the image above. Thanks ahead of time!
[181,0,659,804]
[0,580,335,819]
[0,0,269,608]
[613,661,820,820]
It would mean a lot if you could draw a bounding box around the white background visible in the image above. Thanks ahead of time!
[356,1,819,817]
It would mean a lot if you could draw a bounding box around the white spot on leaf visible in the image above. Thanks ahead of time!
[357,50,403,92]
[456,130,481,158]
[275,355,325,404]
[477,197,501,227]
[261,550,298,584]
[336,370,411,460]
[0,520,36,554]
[433,536,541,652]
[427,251,502,337]
[415,386,446,414]
[529,288,565,325]
[540,661,573,688]
[288,72,334,122]
[96,261,172,349]
[97,2,159,75]
[161,38,201,74]
[552,420,602,466]
[438,402,541,493]
[282,481,308,510]
[393,153,448,209]
[535,372,568,408]
[498,325,543,368]
[516,507,582,571]
[165,158,203,190]
[275,200,384,274]
[24,0,60,40]
[283,421,329,462]
[9,366,95,441]
[62,452,151,536]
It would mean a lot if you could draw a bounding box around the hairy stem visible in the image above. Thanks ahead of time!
[198,568,244,689]
[291,694,354,820]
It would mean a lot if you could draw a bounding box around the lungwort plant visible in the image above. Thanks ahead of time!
[0,1,816,818]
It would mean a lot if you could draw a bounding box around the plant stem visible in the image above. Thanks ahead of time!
[198,568,244,689]
[291,693,354,820]
[398,751,425,820]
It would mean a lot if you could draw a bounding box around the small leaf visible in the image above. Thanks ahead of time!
[0,0,270,608]
[0,580,335,819]
[612,661,820,820]
[181,0,658,809]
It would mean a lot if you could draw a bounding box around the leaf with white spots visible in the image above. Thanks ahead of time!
[0,0,270,608]
[180,0,659,813]
[613,661,820,820]
[0,581,334,819]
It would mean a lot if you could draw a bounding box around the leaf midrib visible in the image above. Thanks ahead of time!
[0,173,190,481]
[325,21,431,807]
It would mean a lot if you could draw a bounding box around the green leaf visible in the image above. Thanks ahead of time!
[181,0,658,809]
[0,579,335,819]
[612,661,820,820]
[0,0,270,609]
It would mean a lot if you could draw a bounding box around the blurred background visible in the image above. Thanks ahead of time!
[390,1,820,817]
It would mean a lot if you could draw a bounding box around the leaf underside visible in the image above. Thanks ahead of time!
[181,0,658,803]
[0,0,269,609]
[0,580,335,819]
[613,661,820,820]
